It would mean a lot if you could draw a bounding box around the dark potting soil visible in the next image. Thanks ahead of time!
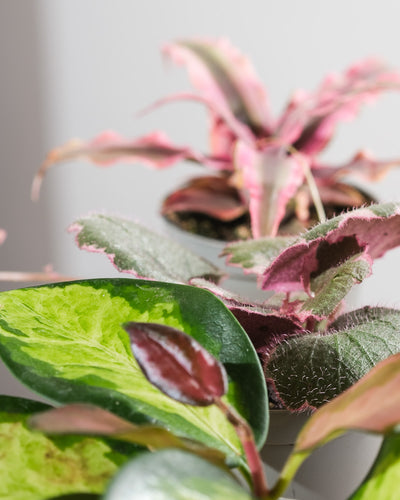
[163,211,253,241]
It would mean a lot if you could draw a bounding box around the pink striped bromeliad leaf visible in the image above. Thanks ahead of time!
[33,40,400,239]
[31,130,229,202]
[162,38,273,139]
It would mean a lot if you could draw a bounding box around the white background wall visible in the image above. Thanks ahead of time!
[2,0,400,396]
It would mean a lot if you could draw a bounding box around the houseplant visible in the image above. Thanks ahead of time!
[60,201,400,499]
[20,36,400,497]
[66,201,400,411]
[32,37,400,243]
[0,278,399,499]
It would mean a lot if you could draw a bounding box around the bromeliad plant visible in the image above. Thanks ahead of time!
[33,38,400,239]
[0,283,400,499]
[66,201,400,412]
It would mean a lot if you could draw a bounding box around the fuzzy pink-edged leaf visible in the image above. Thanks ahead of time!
[295,352,400,452]
[161,175,247,221]
[262,202,400,294]
[32,130,226,201]
[266,307,400,412]
[277,58,400,154]
[163,38,273,136]
[69,213,224,284]
[125,322,228,406]
[235,142,305,237]
[139,92,253,150]
[314,150,400,184]
[221,235,296,276]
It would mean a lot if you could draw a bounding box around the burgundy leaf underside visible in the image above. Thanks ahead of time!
[161,175,247,221]
[125,322,227,406]
[262,210,400,293]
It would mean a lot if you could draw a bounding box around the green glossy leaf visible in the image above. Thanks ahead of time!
[0,278,268,465]
[0,395,128,500]
[69,214,224,284]
[349,433,400,500]
[164,38,272,135]
[104,449,255,500]
[266,307,400,410]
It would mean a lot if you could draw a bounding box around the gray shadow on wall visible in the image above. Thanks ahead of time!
[0,1,52,401]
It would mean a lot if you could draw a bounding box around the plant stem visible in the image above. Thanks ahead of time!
[288,146,326,224]
[215,397,269,498]
[304,164,326,224]
[267,451,308,500]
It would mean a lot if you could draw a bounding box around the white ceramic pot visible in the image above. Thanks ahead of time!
[261,410,382,500]
[162,220,271,302]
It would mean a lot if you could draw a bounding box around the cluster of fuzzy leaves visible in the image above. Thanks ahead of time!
[225,202,400,409]
[225,202,400,317]
[70,202,400,411]
[33,38,400,237]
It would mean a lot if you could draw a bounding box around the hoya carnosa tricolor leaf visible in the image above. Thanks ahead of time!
[261,202,400,299]
[125,322,227,406]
